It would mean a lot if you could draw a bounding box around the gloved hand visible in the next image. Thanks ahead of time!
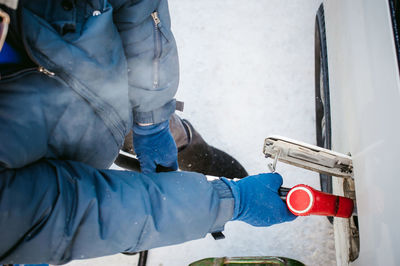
[222,173,296,226]
[133,120,178,174]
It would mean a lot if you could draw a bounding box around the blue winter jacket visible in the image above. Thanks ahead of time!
[0,0,234,264]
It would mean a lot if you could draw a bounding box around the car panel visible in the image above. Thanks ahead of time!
[323,0,400,265]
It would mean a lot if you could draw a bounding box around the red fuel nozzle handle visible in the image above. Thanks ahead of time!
[278,184,354,218]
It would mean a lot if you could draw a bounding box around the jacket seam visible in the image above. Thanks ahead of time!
[133,215,150,251]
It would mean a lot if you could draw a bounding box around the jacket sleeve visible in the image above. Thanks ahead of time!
[0,160,234,264]
[111,0,179,124]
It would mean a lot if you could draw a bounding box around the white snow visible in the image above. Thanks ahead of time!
[67,0,336,265]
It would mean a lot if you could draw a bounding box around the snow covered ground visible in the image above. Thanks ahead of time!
[68,0,336,265]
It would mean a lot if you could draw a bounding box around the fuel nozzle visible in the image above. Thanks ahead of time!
[279,184,354,218]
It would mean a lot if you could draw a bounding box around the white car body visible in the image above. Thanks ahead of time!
[323,0,400,265]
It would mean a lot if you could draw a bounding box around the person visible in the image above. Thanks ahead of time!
[0,0,296,264]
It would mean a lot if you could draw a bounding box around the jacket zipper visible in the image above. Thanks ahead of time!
[17,7,56,79]
[151,11,161,89]
[0,66,56,81]
[0,67,35,81]
[0,66,55,81]
[38,66,55,76]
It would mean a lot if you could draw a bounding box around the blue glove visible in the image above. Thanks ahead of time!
[133,120,178,174]
[222,173,296,227]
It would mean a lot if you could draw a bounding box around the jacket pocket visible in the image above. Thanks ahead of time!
[151,11,173,89]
